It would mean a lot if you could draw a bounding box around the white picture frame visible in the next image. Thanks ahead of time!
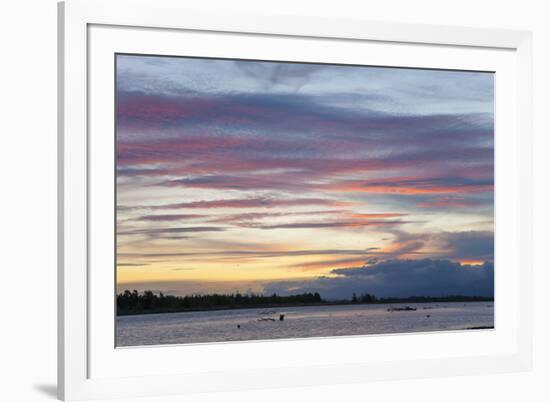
[58,0,533,400]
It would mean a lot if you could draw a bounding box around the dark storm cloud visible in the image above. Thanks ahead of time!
[438,231,494,261]
[264,259,494,299]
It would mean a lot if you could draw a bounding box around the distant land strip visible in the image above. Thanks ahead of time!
[116,290,494,316]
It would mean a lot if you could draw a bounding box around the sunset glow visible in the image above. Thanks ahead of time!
[116,55,494,299]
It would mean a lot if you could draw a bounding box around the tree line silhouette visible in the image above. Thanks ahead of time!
[116,290,493,316]
[117,290,323,315]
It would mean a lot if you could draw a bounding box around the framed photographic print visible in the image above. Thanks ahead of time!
[58,0,533,400]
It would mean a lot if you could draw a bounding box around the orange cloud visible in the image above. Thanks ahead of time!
[328,176,493,195]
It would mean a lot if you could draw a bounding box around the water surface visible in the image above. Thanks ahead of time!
[116,301,494,347]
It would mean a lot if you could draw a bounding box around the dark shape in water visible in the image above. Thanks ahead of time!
[387,306,417,312]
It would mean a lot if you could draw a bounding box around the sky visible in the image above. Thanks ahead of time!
[115,54,494,299]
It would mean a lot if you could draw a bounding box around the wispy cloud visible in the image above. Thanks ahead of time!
[118,226,226,236]
[254,220,410,230]
[328,176,493,195]
[134,214,207,222]
[115,54,494,296]
[118,197,352,211]
[119,248,378,259]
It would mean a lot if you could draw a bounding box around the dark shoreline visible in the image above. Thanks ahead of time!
[465,325,495,330]
[117,297,493,317]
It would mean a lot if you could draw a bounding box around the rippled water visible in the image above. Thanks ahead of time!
[116,301,494,347]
